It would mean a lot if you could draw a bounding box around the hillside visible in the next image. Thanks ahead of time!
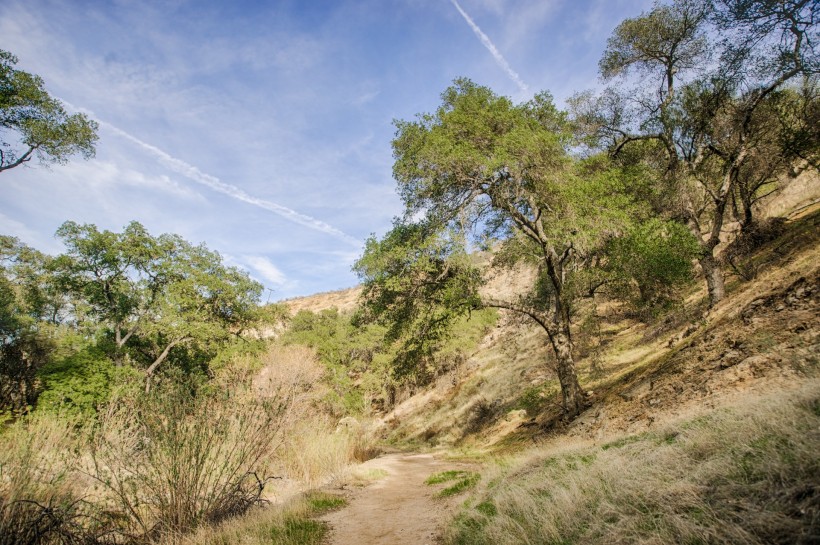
[274,176,819,544]
[282,180,818,452]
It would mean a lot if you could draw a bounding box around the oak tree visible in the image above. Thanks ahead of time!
[579,0,817,306]
[1,49,98,174]
[356,80,655,418]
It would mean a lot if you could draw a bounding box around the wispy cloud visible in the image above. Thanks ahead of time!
[97,121,362,247]
[244,255,287,286]
[449,0,529,93]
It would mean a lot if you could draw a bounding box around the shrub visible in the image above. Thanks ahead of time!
[89,346,319,539]
[37,344,140,418]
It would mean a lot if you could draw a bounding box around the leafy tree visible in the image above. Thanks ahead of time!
[52,222,263,391]
[0,237,57,413]
[730,83,819,233]
[52,221,171,364]
[579,0,817,306]
[0,49,98,174]
[355,222,481,382]
[141,238,262,392]
[606,218,700,314]
[355,80,649,418]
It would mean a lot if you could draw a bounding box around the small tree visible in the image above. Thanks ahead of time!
[141,238,262,392]
[0,49,98,174]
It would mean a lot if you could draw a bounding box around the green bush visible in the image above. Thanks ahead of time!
[37,344,139,418]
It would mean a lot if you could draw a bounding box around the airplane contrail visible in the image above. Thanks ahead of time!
[98,121,362,247]
[449,0,529,93]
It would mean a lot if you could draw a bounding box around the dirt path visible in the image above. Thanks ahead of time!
[320,453,473,545]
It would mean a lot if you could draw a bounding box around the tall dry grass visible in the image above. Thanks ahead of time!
[0,416,97,545]
[446,382,820,545]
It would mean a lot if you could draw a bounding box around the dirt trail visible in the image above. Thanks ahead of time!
[320,453,472,545]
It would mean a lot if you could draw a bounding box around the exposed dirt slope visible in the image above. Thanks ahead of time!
[280,286,362,315]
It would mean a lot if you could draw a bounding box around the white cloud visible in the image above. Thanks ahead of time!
[449,0,529,93]
[98,120,363,247]
[244,255,288,286]
[0,213,60,253]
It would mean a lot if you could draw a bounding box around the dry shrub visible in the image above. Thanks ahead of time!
[277,414,379,487]
[724,217,789,280]
[89,345,325,541]
[0,416,94,545]
[278,416,355,486]
[257,345,380,486]
[251,344,325,407]
[447,382,820,545]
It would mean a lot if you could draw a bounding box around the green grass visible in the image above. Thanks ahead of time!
[305,491,347,512]
[426,470,472,485]
[265,517,327,544]
[170,491,347,545]
[426,470,482,497]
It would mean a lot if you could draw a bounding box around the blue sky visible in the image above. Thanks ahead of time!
[1,0,652,300]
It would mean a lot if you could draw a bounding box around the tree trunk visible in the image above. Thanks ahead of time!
[699,253,725,307]
[144,337,186,393]
[483,297,586,419]
[550,326,586,418]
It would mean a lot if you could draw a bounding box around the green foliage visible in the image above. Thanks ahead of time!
[282,308,393,414]
[36,343,140,417]
[0,49,98,173]
[355,223,482,379]
[605,218,699,315]
[52,220,263,388]
[361,78,667,416]
[0,237,57,414]
[265,518,327,544]
[515,382,559,416]
[281,302,496,415]
[426,470,472,485]
[304,492,347,512]
[588,0,818,306]
[599,0,709,82]
[426,470,482,497]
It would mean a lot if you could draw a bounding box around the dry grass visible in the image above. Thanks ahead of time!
[277,416,376,487]
[162,492,346,545]
[0,416,99,545]
[445,381,820,545]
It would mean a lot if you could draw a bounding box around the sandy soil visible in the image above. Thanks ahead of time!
[320,453,473,545]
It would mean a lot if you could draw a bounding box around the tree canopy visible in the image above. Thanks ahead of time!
[0,49,98,174]
[576,0,818,306]
[356,79,695,418]
[51,222,262,392]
